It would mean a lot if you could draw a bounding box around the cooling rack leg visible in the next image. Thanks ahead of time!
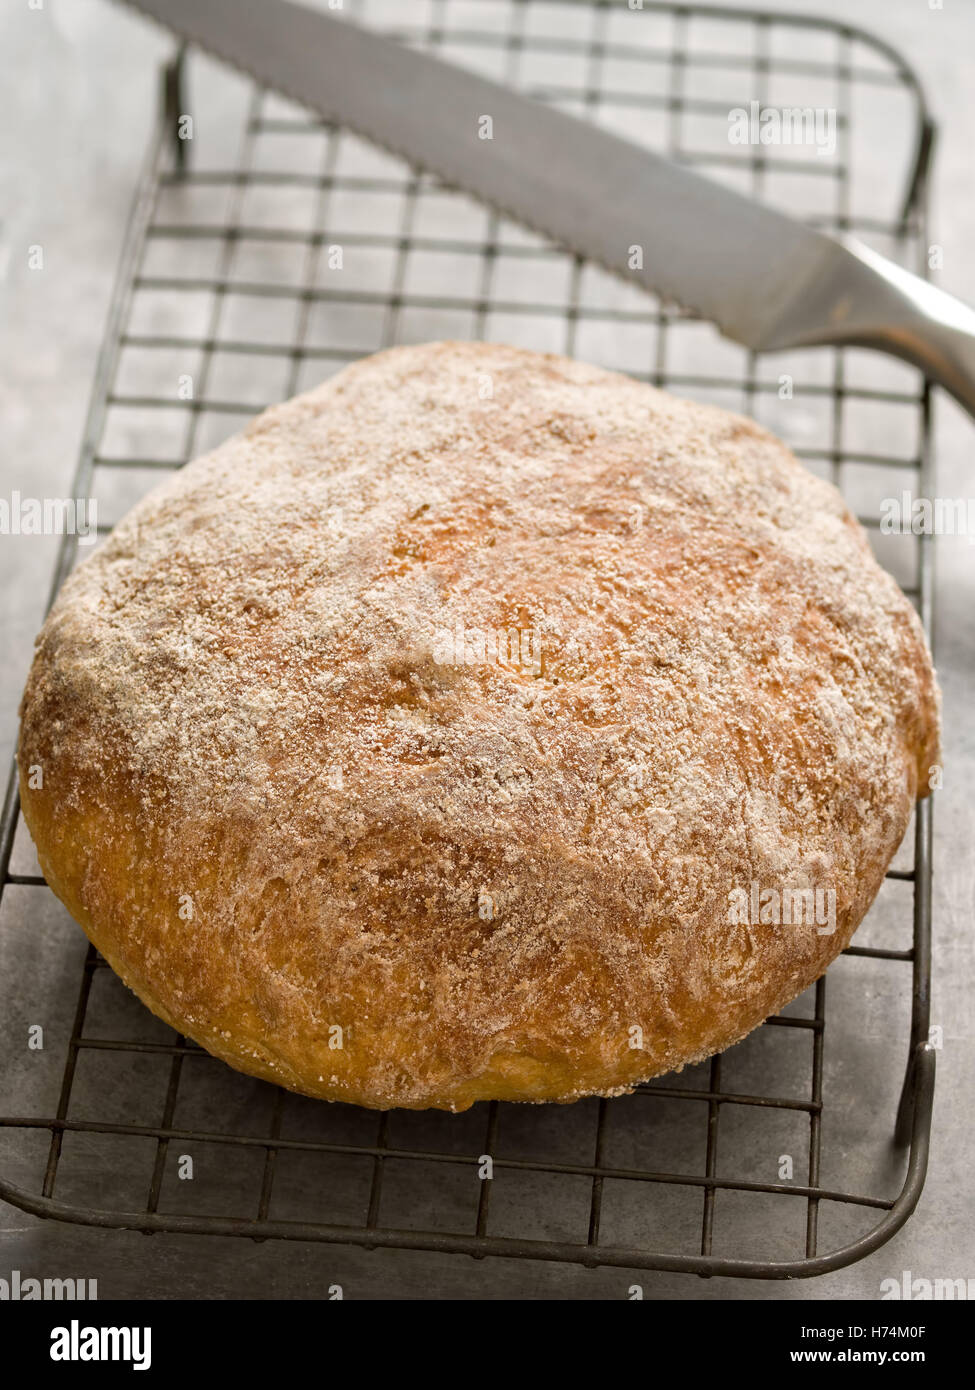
[894,1042,935,1148]
[898,118,937,237]
[162,47,188,171]
[894,1052,916,1147]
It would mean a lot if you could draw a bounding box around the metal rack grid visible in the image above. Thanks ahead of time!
[0,0,938,1278]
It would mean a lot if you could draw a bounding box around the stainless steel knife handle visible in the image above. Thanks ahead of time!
[763,237,975,418]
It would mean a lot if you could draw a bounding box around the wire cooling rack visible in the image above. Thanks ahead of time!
[0,0,938,1278]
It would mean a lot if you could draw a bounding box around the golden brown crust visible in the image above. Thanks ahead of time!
[17,342,940,1110]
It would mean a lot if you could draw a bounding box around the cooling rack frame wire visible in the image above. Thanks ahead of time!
[0,0,939,1278]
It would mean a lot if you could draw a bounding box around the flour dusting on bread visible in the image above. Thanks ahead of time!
[18,342,940,1109]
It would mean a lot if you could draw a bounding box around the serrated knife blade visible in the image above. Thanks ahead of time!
[119,0,975,417]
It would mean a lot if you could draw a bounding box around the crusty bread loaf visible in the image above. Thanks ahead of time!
[18,342,939,1110]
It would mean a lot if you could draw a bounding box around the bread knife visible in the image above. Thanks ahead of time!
[119,0,975,418]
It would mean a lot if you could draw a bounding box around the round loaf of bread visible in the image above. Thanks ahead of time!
[18,341,939,1110]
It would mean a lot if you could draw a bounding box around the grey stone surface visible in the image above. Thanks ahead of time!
[0,0,972,1299]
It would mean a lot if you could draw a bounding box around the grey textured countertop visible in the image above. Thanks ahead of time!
[0,0,972,1299]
